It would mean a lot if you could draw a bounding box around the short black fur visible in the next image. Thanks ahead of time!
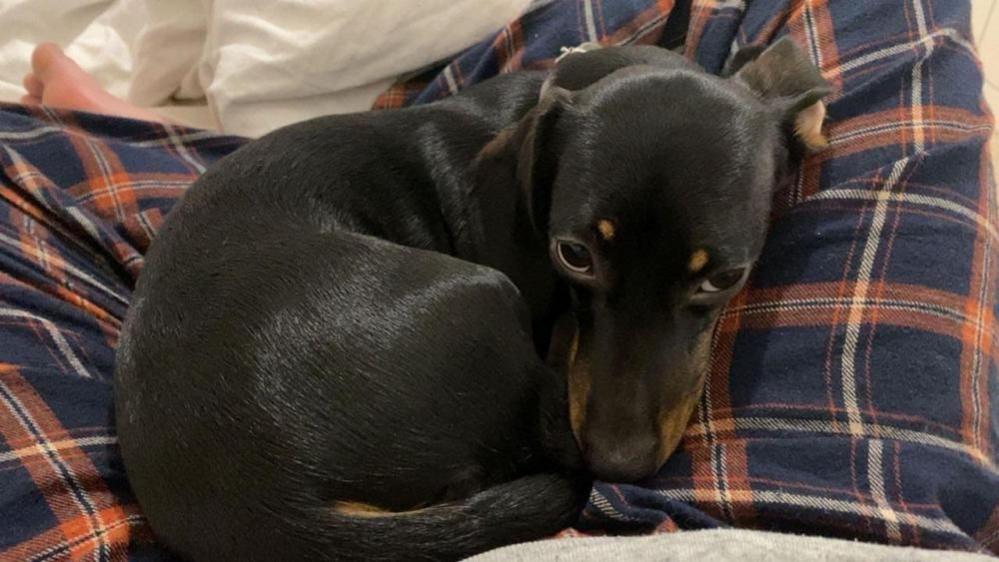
[114,40,829,561]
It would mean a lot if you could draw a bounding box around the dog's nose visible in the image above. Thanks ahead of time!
[583,434,661,483]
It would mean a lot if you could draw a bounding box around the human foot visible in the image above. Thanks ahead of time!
[21,43,168,123]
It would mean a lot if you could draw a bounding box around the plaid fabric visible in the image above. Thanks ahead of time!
[0,0,995,560]
[0,106,245,560]
[377,0,999,555]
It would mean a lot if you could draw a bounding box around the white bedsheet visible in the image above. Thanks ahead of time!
[0,0,529,136]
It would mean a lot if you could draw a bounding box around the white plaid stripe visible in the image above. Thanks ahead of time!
[839,157,911,436]
[588,488,632,521]
[163,124,207,175]
[910,0,932,154]
[73,178,192,204]
[583,0,599,43]
[808,189,999,244]
[868,439,903,541]
[724,296,967,324]
[0,435,117,464]
[0,125,63,141]
[654,488,967,537]
[25,514,144,562]
[836,28,973,75]
[131,129,223,147]
[0,308,94,379]
[80,136,127,225]
[0,379,108,559]
[684,416,998,469]
[0,225,128,307]
[801,1,823,70]
[830,120,992,146]
[443,66,460,95]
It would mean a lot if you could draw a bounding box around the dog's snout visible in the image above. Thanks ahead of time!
[582,432,661,483]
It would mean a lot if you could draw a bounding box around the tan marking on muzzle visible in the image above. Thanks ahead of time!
[795,101,828,150]
[655,333,712,466]
[597,219,616,241]
[566,328,590,439]
[655,388,704,466]
[688,249,710,273]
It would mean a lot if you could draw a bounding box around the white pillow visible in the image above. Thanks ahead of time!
[142,0,531,136]
[0,0,529,136]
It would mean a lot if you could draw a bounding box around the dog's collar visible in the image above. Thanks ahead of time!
[555,43,600,63]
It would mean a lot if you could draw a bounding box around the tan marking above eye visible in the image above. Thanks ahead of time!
[688,249,710,273]
[597,219,616,241]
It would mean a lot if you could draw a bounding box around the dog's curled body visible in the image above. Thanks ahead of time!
[115,68,590,562]
[114,41,831,561]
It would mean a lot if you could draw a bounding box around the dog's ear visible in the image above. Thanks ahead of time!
[733,37,833,150]
[516,85,573,233]
[721,44,767,77]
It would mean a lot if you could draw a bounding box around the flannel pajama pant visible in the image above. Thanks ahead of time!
[1,0,996,559]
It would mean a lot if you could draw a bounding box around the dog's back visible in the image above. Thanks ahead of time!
[114,69,590,561]
[116,216,585,560]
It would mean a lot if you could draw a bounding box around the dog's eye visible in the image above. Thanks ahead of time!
[555,241,593,273]
[698,268,745,294]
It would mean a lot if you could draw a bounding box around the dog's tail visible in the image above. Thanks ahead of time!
[318,472,589,562]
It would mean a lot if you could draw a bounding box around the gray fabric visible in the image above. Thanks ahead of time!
[467,530,996,561]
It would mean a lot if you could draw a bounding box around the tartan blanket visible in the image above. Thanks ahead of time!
[0,0,995,559]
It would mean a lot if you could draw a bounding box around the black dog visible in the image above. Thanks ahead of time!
[539,39,830,481]
[114,39,829,561]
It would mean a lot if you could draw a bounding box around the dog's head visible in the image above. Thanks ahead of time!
[513,39,830,482]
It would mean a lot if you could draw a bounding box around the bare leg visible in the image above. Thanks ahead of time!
[21,43,169,123]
